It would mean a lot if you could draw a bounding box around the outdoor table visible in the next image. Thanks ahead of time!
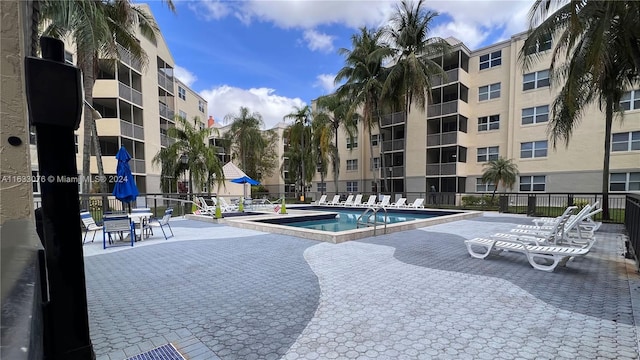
[128,212,153,241]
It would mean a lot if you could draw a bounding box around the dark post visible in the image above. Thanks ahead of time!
[25,37,95,359]
[527,194,537,217]
[499,195,508,213]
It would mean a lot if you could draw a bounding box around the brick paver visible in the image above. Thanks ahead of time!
[83,216,639,359]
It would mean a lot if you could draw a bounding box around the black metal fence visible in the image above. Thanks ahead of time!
[625,194,640,271]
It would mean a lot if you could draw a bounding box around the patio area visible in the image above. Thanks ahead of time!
[82,213,640,360]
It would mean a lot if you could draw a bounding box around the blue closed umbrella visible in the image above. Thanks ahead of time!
[113,146,139,206]
[231,176,260,186]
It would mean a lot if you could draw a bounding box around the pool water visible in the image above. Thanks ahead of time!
[281,209,439,232]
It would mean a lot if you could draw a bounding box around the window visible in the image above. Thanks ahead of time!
[346,137,358,149]
[477,146,499,162]
[478,115,500,131]
[476,179,496,192]
[479,83,500,101]
[199,122,205,131]
[198,100,205,113]
[520,175,546,192]
[521,141,547,158]
[525,33,552,54]
[30,125,37,144]
[612,131,640,152]
[371,134,379,146]
[178,86,186,100]
[64,51,74,65]
[75,134,79,153]
[371,157,380,170]
[346,159,358,170]
[32,171,40,193]
[346,181,358,192]
[522,105,549,125]
[317,182,326,193]
[610,172,640,191]
[479,50,501,70]
[179,110,187,120]
[523,70,550,90]
[620,90,640,111]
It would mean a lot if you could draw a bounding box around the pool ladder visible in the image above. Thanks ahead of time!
[356,206,388,235]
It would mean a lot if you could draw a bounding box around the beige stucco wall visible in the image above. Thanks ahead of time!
[1,0,34,223]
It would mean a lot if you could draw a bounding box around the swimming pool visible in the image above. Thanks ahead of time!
[264,208,441,232]
[221,206,482,243]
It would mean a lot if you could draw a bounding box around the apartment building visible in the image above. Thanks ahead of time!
[308,32,640,199]
[30,4,207,195]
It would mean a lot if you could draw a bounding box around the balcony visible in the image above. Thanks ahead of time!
[427,100,459,118]
[131,159,146,174]
[426,163,457,176]
[160,134,175,147]
[120,120,144,140]
[380,111,406,127]
[157,71,174,93]
[118,82,143,107]
[382,139,405,152]
[430,69,459,87]
[159,102,175,120]
[117,44,141,72]
[427,131,460,147]
[385,166,404,178]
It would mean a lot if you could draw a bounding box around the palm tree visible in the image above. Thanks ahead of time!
[224,107,268,179]
[336,27,393,193]
[314,94,358,194]
[382,0,450,116]
[284,105,313,200]
[40,0,175,195]
[153,115,223,197]
[310,109,334,195]
[481,157,519,200]
[520,0,640,220]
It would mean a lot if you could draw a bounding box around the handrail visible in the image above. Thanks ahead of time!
[357,206,388,235]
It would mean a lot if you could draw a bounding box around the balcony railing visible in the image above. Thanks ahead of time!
[427,100,459,118]
[117,44,141,72]
[426,163,457,176]
[382,139,405,152]
[427,131,458,147]
[118,82,143,107]
[380,111,406,127]
[157,71,174,93]
[430,68,459,87]
[385,166,404,177]
[160,134,175,147]
[131,159,146,174]
[159,102,175,120]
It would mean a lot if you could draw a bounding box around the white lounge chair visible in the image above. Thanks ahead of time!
[390,198,407,208]
[405,198,424,209]
[326,195,341,206]
[195,197,216,215]
[465,237,592,272]
[315,194,328,205]
[80,211,103,243]
[359,195,377,207]
[533,202,602,232]
[217,197,239,212]
[340,195,355,206]
[511,205,600,240]
[530,206,578,228]
[377,195,391,207]
[350,194,363,207]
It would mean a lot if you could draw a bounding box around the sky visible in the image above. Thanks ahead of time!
[143,0,536,129]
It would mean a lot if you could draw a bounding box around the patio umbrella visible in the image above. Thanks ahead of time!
[113,146,139,211]
[231,176,260,199]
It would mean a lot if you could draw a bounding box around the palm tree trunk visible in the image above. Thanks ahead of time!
[188,171,193,201]
[79,54,94,195]
[377,113,387,193]
[301,126,306,200]
[601,97,613,220]
[333,125,339,195]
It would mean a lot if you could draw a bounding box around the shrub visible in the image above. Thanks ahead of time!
[573,199,590,209]
[461,195,482,207]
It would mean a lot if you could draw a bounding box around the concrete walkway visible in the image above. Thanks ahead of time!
[82,213,639,360]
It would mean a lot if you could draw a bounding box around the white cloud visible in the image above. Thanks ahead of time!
[314,74,337,94]
[174,65,197,87]
[303,30,335,53]
[199,85,306,129]
[187,0,230,21]
[431,21,490,50]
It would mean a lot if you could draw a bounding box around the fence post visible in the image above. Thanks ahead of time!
[499,195,508,213]
[527,195,537,217]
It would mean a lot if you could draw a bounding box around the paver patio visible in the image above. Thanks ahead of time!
[82,213,640,360]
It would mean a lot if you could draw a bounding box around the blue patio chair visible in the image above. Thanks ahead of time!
[102,215,134,249]
[148,208,174,240]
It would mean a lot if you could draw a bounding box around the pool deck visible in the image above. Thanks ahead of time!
[82,212,640,360]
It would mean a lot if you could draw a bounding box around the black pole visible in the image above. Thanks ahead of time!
[25,37,95,360]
